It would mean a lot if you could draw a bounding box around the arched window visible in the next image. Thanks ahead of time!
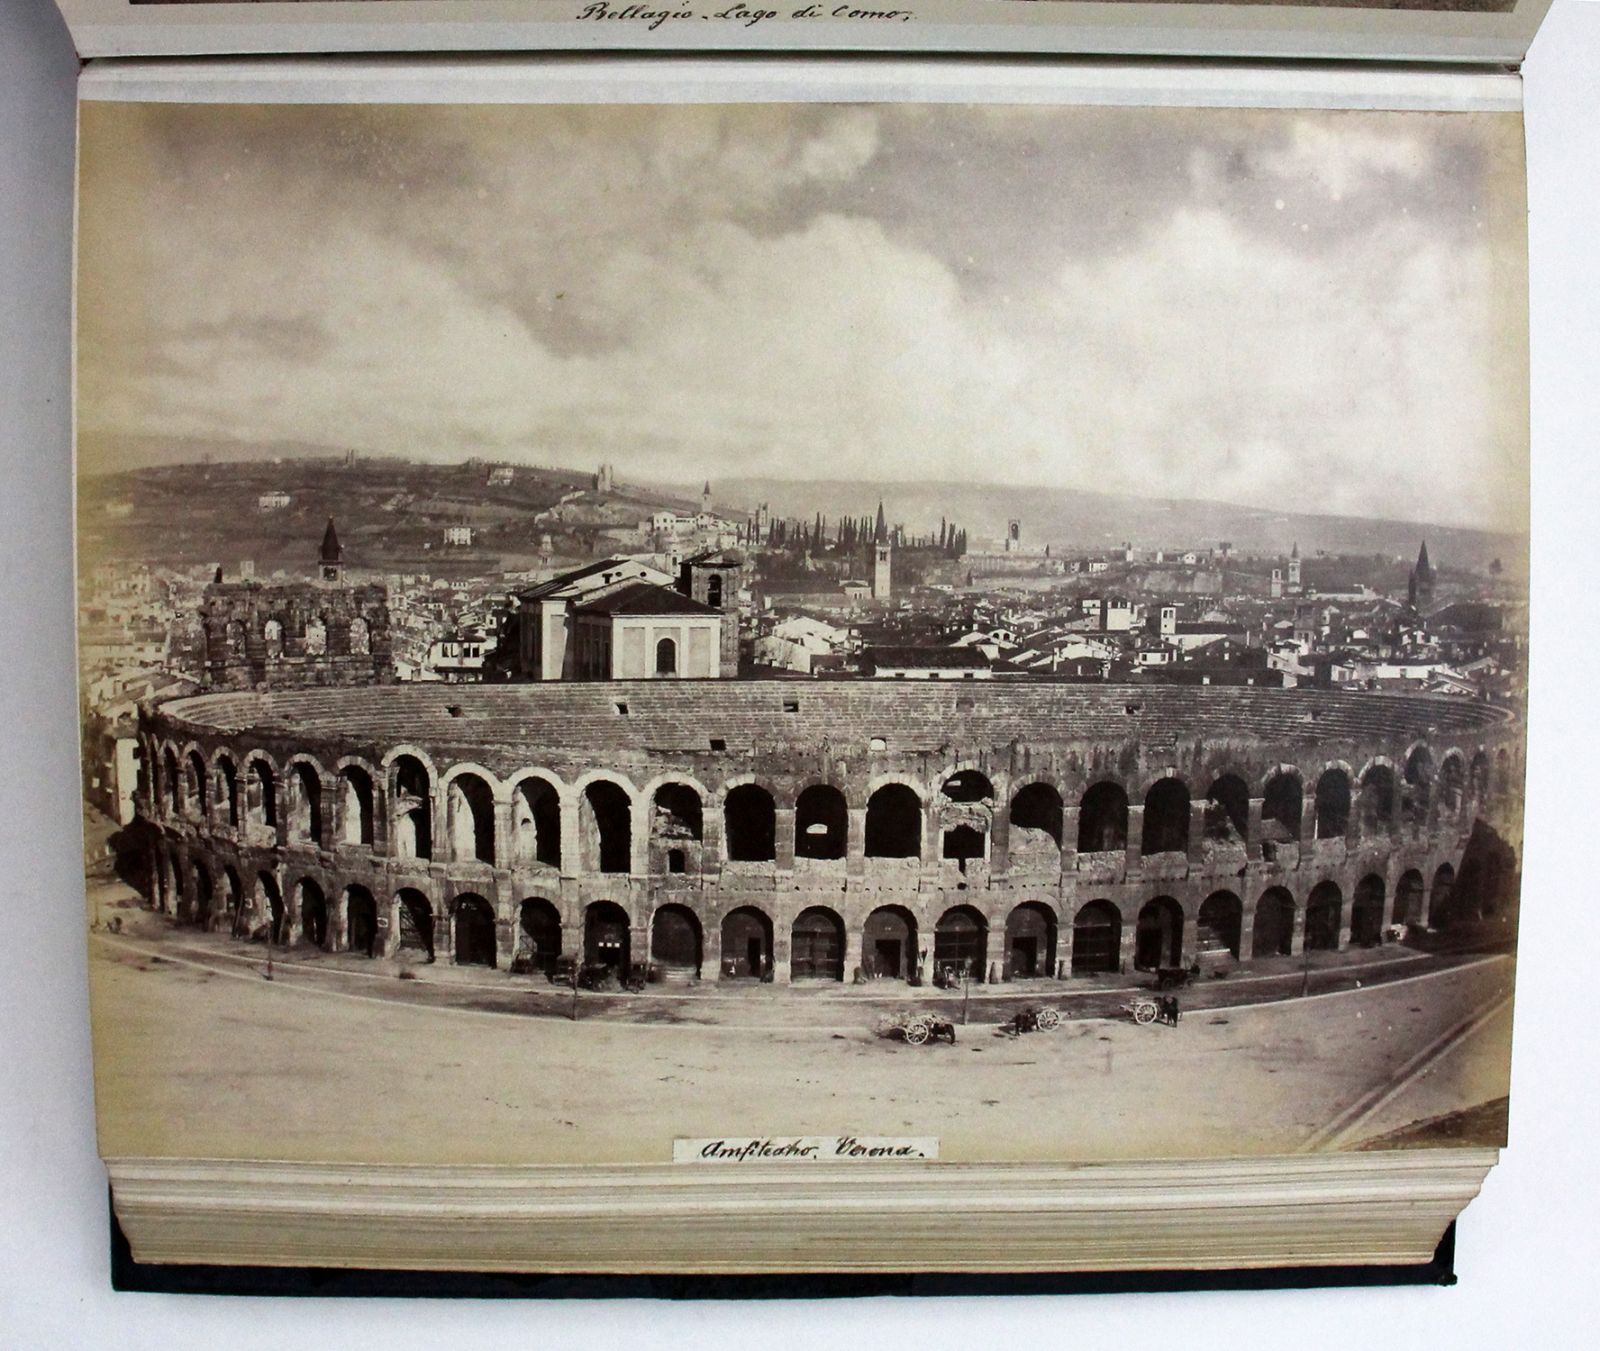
[286,762,324,845]
[1357,764,1397,834]
[865,784,921,858]
[1071,900,1121,975]
[339,766,375,846]
[304,616,328,657]
[655,637,677,676]
[724,784,776,862]
[512,777,561,868]
[795,784,847,860]
[1314,768,1351,839]
[706,575,723,608]
[1077,782,1128,854]
[1141,779,1191,857]
[1198,891,1242,959]
[391,755,432,861]
[1261,771,1303,845]
[1009,783,1063,852]
[581,781,632,874]
[1203,774,1249,843]
[1253,887,1296,958]
[447,773,496,865]
[216,756,239,827]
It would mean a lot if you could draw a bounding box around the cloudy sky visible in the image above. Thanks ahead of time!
[77,99,1528,530]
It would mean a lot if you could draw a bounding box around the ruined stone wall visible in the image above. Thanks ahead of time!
[198,580,394,691]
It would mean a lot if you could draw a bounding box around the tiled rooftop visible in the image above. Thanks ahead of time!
[157,681,1513,756]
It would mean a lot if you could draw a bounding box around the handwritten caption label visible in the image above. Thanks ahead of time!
[575,3,915,31]
[675,1135,938,1163]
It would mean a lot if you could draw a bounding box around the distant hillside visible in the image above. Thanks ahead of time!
[76,437,689,576]
[688,477,1526,575]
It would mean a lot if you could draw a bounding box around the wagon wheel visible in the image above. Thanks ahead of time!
[903,1021,930,1046]
[1036,1008,1061,1030]
[1132,1000,1158,1026]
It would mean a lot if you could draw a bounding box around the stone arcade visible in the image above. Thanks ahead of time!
[135,682,1521,983]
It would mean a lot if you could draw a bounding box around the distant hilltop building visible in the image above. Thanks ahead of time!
[257,490,291,512]
[487,465,515,486]
[444,524,475,547]
[1408,540,1436,613]
[197,519,393,691]
[594,463,615,494]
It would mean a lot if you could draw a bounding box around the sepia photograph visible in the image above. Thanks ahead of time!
[75,95,1527,1180]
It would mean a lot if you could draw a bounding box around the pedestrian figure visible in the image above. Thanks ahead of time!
[1160,994,1181,1026]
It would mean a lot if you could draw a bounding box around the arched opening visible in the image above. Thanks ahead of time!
[706,574,723,608]
[1135,896,1184,970]
[581,781,632,874]
[942,823,986,871]
[304,616,328,657]
[654,636,677,676]
[667,848,686,874]
[1305,880,1343,951]
[162,747,181,816]
[1198,890,1242,959]
[720,906,773,980]
[1314,768,1351,839]
[339,766,375,846]
[1437,754,1465,818]
[395,888,434,958]
[452,893,497,968]
[941,769,994,803]
[862,905,917,981]
[345,884,378,957]
[1403,745,1435,825]
[1006,902,1057,979]
[257,872,285,945]
[349,616,370,655]
[584,900,631,971]
[512,777,562,868]
[794,784,847,860]
[216,756,239,828]
[1142,779,1191,857]
[1357,764,1397,835]
[168,846,185,909]
[263,618,284,658]
[1253,887,1296,958]
[1077,782,1128,854]
[723,784,776,862]
[297,877,328,949]
[1469,752,1491,804]
[390,755,432,861]
[447,773,496,865]
[1396,869,1426,926]
[1203,774,1249,844]
[865,783,921,858]
[791,906,845,981]
[1071,900,1121,975]
[1352,874,1386,946]
[192,859,214,927]
[1009,783,1064,857]
[1262,771,1303,845]
[220,864,242,929]
[933,905,988,981]
[651,782,703,864]
[185,751,209,820]
[649,903,700,978]
[1429,862,1457,929]
[286,762,324,846]
[519,898,562,976]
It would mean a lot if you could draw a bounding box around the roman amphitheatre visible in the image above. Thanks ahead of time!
[132,681,1522,996]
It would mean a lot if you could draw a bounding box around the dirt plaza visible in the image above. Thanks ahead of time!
[88,898,1514,1170]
